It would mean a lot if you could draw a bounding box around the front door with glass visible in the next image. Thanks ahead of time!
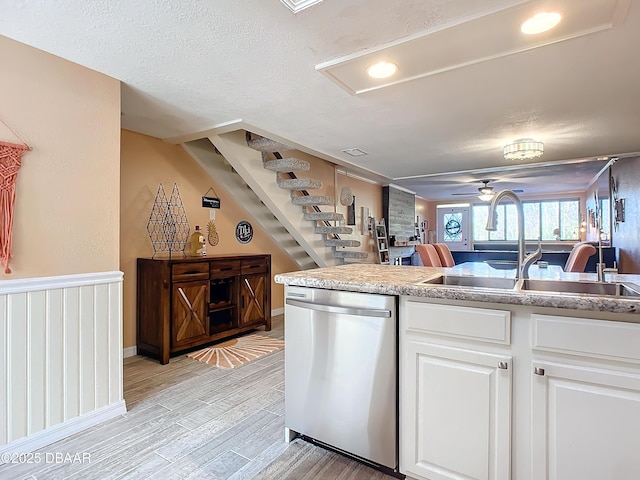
[437,206,470,251]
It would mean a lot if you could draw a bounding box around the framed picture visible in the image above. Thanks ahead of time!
[347,195,356,225]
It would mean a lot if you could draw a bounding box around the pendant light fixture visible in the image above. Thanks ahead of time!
[477,181,495,201]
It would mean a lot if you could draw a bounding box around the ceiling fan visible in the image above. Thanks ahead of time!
[451,180,523,201]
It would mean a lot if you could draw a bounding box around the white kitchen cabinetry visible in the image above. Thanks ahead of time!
[401,299,640,480]
[530,314,640,480]
[401,300,512,480]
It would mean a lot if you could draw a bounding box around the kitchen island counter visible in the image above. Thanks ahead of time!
[275,263,640,317]
[277,262,640,479]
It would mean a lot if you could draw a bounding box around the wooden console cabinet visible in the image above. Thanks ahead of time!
[137,254,271,364]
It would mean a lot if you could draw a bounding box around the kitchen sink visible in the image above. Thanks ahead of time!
[416,275,518,290]
[485,260,518,270]
[520,279,640,297]
[415,275,640,297]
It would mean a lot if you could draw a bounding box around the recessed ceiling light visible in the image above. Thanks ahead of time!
[366,61,398,79]
[521,12,562,35]
[342,148,368,157]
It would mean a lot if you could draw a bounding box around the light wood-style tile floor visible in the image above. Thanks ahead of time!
[1,318,288,480]
[0,315,397,479]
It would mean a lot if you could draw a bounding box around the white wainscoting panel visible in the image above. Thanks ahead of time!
[0,271,125,450]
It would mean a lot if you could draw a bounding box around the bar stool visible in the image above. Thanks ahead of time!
[433,243,456,267]
[564,242,597,272]
[416,244,442,267]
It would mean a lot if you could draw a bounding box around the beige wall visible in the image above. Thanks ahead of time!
[0,35,120,278]
[120,130,303,348]
[415,197,436,243]
[335,171,382,262]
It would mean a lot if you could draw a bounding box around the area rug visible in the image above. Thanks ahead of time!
[186,333,284,369]
[253,438,396,480]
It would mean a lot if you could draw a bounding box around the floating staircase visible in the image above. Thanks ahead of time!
[246,133,368,264]
[183,130,368,268]
[182,138,318,270]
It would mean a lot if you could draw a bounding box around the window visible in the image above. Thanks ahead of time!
[600,198,611,241]
[442,212,464,242]
[472,199,581,242]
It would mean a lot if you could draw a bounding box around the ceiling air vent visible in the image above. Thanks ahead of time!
[280,0,323,14]
[342,148,367,157]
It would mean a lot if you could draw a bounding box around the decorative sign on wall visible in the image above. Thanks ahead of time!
[202,196,220,208]
[235,220,253,244]
[361,206,371,235]
[347,195,356,225]
[611,176,625,231]
[202,187,221,209]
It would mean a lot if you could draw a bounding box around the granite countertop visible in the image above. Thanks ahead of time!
[274,263,640,315]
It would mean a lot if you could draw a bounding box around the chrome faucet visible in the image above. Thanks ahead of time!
[486,190,542,280]
[594,191,607,282]
[596,235,605,282]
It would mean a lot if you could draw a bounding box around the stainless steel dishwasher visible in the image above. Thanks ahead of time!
[284,285,398,470]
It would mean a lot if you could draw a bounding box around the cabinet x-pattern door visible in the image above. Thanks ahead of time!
[240,275,266,327]
[172,280,209,347]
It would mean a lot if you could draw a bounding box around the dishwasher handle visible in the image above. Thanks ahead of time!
[286,297,392,318]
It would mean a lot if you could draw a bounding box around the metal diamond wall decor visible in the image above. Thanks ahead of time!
[146,183,190,257]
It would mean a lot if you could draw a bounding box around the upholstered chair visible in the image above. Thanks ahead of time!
[564,242,597,272]
[416,244,443,267]
[433,243,456,267]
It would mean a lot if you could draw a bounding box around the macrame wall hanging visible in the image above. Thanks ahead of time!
[0,117,31,274]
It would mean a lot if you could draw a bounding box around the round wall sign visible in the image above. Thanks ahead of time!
[235,220,253,244]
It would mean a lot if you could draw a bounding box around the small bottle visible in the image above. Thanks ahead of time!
[189,226,206,256]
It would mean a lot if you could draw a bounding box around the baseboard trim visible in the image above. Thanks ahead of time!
[272,307,284,317]
[0,400,127,459]
[123,346,137,358]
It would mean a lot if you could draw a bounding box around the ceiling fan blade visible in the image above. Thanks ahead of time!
[472,189,525,194]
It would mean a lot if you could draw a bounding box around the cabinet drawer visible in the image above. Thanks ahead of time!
[404,300,511,345]
[172,262,209,282]
[241,258,268,275]
[210,260,241,278]
[532,314,640,363]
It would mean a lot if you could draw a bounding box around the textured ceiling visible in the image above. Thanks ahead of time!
[2,0,639,200]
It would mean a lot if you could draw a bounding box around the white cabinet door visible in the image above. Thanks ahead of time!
[531,361,640,480]
[401,340,512,480]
